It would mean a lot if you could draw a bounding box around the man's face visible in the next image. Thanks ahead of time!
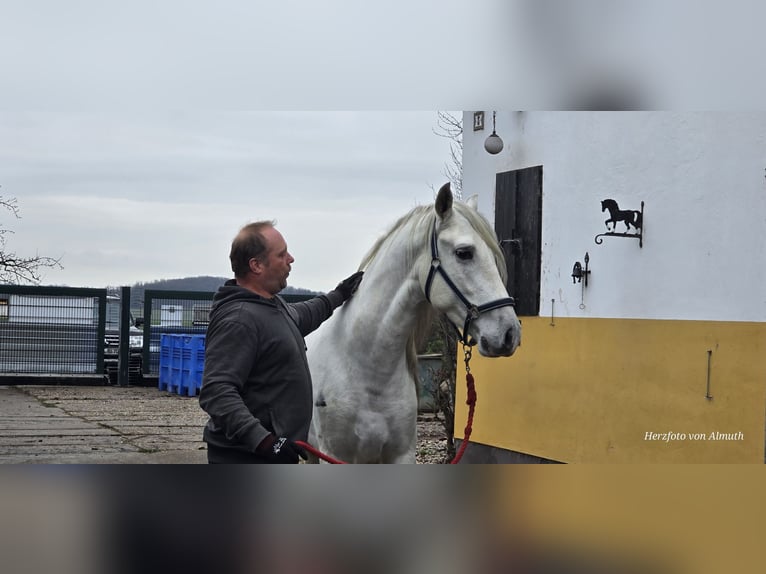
[259,227,294,295]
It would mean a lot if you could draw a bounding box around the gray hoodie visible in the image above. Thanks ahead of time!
[199,279,343,454]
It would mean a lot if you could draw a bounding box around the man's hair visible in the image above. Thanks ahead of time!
[230,220,277,278]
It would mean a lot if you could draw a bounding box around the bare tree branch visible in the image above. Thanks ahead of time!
[425,113,465,458]
[1,190,63,284]
[0,195,20,218]
[433,111,463,199]
[435,316,458,461]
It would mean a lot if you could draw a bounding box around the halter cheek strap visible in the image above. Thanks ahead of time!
[424,222,515,346]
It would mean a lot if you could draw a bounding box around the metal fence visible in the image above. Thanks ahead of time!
[0,285,316,383]
[140,289,314,376]
[0,285,106,377]
[141,290,213,376]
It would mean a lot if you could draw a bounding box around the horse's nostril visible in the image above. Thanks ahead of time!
[504,328,515,349]
[481,332,517,354]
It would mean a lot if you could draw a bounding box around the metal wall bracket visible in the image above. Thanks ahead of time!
[595,200,644,248]
[499,237,523,257]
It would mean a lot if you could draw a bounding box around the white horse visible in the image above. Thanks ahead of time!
[305,183,521,463]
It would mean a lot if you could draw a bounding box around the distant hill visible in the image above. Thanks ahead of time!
[132,276,320,294]
[133,276,229,292]
[127,276,321,308]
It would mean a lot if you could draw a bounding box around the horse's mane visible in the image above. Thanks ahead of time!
[357,199,508,376]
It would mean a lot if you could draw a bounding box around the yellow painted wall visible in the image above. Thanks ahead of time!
[455,317,766,463]
[487,465,766,574]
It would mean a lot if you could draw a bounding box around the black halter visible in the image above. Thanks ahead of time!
[423,221,516,346]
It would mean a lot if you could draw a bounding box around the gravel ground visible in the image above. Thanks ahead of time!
[415,414,451,464]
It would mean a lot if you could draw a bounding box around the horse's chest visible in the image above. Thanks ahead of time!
[361,385,417,417]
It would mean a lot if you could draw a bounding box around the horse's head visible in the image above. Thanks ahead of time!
[601,199,615,212]
[423,183,521,357]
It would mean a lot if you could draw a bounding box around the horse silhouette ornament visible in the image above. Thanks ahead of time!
[595,199,644,247]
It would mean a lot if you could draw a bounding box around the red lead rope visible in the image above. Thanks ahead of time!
[449,370,475,464]
[296,346,476,464]
[293,440,347,464]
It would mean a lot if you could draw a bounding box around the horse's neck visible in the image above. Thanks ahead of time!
[342,234,427,367]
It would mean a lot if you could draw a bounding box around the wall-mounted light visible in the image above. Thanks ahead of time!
[571,252,591,287]
[572,252,591,310]
[484,111,504,155]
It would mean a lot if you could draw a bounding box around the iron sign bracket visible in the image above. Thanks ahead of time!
[595,200,644,248]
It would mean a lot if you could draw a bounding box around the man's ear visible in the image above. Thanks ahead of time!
[249,258,262,274]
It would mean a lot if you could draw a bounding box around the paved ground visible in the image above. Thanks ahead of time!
[0,383,450,464]
[0,384,208,464]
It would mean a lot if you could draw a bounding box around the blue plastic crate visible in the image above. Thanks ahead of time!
[170,335,185,393]
[158,334,174,391]
[180,335,206,396]
[158,333,206,396]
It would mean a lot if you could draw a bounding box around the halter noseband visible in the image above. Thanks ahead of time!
[423,221,516,346]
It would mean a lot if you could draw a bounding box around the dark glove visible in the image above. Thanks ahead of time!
[335,271,364,301]
[256,434,307,462]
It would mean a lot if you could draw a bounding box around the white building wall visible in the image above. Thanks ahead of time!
[462,111,766,322]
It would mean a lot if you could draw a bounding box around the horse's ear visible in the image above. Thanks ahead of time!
[435,182,453,219]
[464,194,479,210]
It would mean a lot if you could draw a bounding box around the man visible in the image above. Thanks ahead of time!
[199,220,363,463]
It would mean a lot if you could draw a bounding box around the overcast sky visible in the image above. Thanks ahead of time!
[0,2,504,292]
[1,111,459,291]
[2,1,764,292]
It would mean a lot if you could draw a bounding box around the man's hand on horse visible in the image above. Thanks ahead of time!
[335,271,364,301]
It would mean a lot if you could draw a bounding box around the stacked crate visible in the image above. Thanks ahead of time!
[158,334,173,392]
[180,335,206,396]
[158,334,206,396]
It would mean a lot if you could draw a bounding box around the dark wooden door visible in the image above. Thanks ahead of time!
[495,166,543,316]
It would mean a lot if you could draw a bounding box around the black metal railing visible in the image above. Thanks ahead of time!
[141,289,315,376]
[142,290,213,376]
[0,285,316,382]
[0,285,107,377]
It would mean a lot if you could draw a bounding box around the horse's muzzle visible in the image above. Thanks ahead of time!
[479,326,520,357]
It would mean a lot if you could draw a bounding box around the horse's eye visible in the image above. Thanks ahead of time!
[455,248,474,261]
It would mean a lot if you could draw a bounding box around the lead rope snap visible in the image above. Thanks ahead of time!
[463,344,472,375]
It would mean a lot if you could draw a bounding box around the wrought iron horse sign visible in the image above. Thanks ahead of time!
[595,199,644,247]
